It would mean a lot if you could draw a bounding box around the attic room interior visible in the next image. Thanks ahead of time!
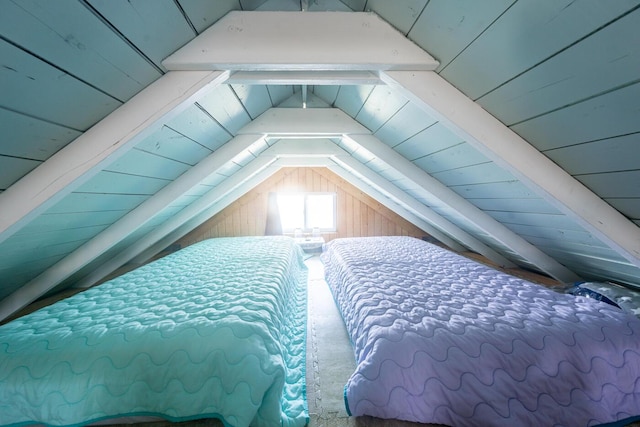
[1,0,640,426]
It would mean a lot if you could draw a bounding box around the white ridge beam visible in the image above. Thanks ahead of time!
[239,108,370,136]
[73,156,277,290]
[163,12,439,71]
[333,155,515,267]
[382,70,640,267]
[0,134,264,321]
[227,70,381,85]
[0,70,228,246]
[346,133,582,283]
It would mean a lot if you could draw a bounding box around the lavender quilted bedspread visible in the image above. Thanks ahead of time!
[322,236,640,426]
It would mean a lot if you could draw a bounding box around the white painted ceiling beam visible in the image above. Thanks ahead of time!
[227,70,381,85]
[346,133,582,283]
[73,156,278,291]
[262,138,345,157]
[333,155,515,267]
[0,133,264,321]
[382,70,640,268]
[239,108,370,136]
[0,70,229,246]
[163,12,439,72]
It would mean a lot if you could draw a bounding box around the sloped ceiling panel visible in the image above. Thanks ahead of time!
[1,1,640,321]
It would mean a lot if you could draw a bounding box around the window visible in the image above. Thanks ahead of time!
[277,192,336,232]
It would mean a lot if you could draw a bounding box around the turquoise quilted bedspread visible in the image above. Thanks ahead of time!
[0,236,308,427]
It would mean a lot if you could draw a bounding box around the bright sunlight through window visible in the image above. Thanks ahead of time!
[277,192,336,232]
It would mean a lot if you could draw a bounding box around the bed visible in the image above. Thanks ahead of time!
[0,236,308,427]
[321,236,640,427]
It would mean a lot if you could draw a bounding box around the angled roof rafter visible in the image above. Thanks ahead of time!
[381,70,640,268]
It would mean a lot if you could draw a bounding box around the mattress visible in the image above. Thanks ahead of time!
[0,236,308,427]
[321,236,640,427]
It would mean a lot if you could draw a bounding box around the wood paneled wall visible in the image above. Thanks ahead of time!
[176,167,430,248]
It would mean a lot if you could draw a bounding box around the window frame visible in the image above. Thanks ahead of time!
[277,191,337,233]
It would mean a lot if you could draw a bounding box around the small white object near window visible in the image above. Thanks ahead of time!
[277,192,336,232]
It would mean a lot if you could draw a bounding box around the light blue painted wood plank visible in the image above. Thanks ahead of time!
[231,84,275,119]
[525,236,619,258]
[374,102,437,148]
[441,0,640,99]
[339,0,367,11]
[1,225,107,253]
[409,0,514,71]
[608,198,640,221]
[394,123,463,161]
[356,85,408,132]
[277,91,332,108]
[105,148,191,180]
[504,223,598,245]
[433,162,516,186]
[334,85,375,118]
[366,0,428,34]
[253,0,299,11]
[197,84,252,135]
[312,85,340,106]
[166,105,232,152]
[512,82,640,150]
[88,0,195,71]
[413,142,489,173]
[577,171,640,198]
[135,126,213,165]
[170,194,201,208]
[451,180,539,199]
[479,9,640,125]
[76,171,171,195]
[0,156,41,190]
[0,39,121,130]
[268,85,296,106]
[0,240,87,271]
[0,108,81,160]
[1,0,161,101]
[46,193,149,213]
[15,210,128,234]
[177,0,239,33]
[489,211,586,231]
[545,133,640,175]
[471,197,561,215]
[308,0,354,12]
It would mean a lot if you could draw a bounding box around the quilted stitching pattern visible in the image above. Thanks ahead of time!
[0,236,308,427]
[322,236,640,427]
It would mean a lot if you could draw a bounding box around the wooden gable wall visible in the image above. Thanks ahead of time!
[176,167,429,248]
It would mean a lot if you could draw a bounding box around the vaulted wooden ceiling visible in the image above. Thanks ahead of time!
[1,0,639,321]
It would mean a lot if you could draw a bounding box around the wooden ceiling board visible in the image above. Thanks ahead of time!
[0,39,121,131]
[165,105,233,152]
[512,82,640,151]
[333,85,376,118]
[1,0,162,102]
[440,0,639,100]
[544,134,640,175]
[75,171,171,196]
[134,126,214,166]
[177,0,240,34]
[0,156,40,190]
[365,0,428,35]
[478,8,640,126]
[373,101,437,148]
[87,0,196,71]
[432,162,516,187]
[412,142,489,174]
[197,85,253,135]
[15,210,129,235]
[45,193,149,214]
[0,108,81,160]
[393,123,464,161]
[408,0,515,71]
[104,149,192,181]
[355,85,409,133]
[230,84,274,119]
